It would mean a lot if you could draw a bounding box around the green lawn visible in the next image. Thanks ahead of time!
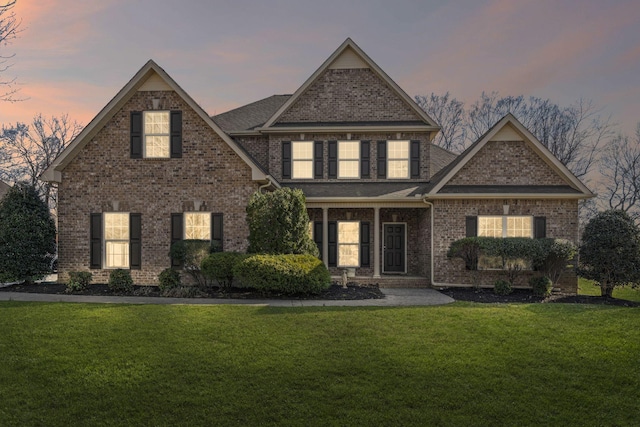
[1,302,638,426]
[578,277,640,301]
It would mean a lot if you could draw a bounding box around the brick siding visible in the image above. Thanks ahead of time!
[57,90,259,284]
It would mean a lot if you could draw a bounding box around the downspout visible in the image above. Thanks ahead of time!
[422,198,464,289]
[258,176,275,193]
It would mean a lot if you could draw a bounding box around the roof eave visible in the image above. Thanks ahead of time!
[424,192,595,200]
[256,125,439,134]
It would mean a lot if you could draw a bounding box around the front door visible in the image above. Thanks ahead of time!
[384,223,405,273]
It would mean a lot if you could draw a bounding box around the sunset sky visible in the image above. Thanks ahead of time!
[3,0,640,137]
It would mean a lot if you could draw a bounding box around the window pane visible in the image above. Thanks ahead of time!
[507,216,532,237]
[292,160,313,179]
[144,111,169,134]
[185,213,211,240]
[388,160,408,178]
[106,241,129,268]
[338,222,359,243]
[145,135,170,158]
[104,213,129,240]
[339,160,359,178]
[388,140,408,159]
[339,244,359,267]
[478,216,502,237]
[339,141,359,159]
[292,142,313,159]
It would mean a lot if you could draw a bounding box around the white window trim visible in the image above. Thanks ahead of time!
[478,215,533,238]
[387,140,410,180]
[104,212,130,269]
[337,220,360,268]
[338,140,360,179]
[184,212,211,240]
[291,141,314,179]
[143,110,170,159]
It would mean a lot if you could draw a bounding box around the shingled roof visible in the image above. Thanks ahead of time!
[212,95,291,133]
[430,145,457,178]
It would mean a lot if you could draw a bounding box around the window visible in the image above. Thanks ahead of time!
[338,141,360,178]
[184,212,211,240]
[387,140,409,179]
[104,213,129,268]
[338,221,359,267]
[478,215,533,269]
[291,141,314,179]
[144,111,170,158]
[478,216,533,238]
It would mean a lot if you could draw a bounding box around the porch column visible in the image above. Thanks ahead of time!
[322,207,329,268]
[373,207,381,278]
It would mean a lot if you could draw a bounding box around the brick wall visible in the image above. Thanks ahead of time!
[276,69,421,123]
[234,136,269,173]
[57,90,260,284]
[431,198,579,292]
[448,140,569,186]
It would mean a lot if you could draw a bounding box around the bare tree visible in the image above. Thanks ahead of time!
[0,1,21,102]
[466,93,613,178]
[415,92,467,153]
[600,122,640,220]
[0,114,83,209]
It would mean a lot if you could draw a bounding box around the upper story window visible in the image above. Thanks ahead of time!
[104,213,130,269]
[144,111,170,158]
[478,216,533,238]
[387,140,409,179]
[292,141,314,179]
[184,212,211,240]
[338,141,360,178]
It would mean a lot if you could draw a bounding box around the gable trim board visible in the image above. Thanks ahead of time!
[260,38,440,133]
[426,114,594,198]
[41,60,276,185]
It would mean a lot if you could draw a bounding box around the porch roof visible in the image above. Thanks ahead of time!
[283,182,430,198]
[438,185,582,194]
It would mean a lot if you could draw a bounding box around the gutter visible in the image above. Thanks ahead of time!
[422,198,466,289]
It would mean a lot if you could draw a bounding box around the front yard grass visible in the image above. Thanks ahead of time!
[578,277,640,301]
[1,301,638,426]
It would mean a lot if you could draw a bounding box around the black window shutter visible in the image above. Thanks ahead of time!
[212,213,224,251]
[328,221,337,267]
[410,140,420,178]
[328,141,337,179]
[377,140,387,178]
[170,110,182,158]
[534,217,547,239]
[130,213,142,270]
[466,216,478,237]
[282,141,291,179]
[130,111,142,159]
[314,141,323,179]
[360,222,370,267]
[361,141,371,178]
[90,213,102,269]
[171,213,183,268]
[313,221,323,260]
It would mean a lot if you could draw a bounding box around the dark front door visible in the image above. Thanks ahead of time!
[384,224,405,273]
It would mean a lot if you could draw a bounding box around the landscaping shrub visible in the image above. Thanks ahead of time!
[447,237,481,270]
[65,271,93,293]
[169,240,212,287]
[108,269,134,293]
[158,268,181,292]
[234,254,330,295]
[201,252,247,288]
[533,239,576,285]
[246,188,319,256]
[530,276,553,297]
[479,237,543,286]
[162,286,204,298]
[493,279,512,295]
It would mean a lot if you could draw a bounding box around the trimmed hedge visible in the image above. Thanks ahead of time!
[234,254,330,295]
[108,269,133,293]
[201,252,248,288]
[493,279,512,295]
[158,268,181,292]
[530,276,552,297]
[66,271,93,293]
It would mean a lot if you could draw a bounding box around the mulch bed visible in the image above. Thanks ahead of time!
[440,287,640,307]
[0,282,385,300]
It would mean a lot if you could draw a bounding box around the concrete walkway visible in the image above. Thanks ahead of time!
[0,287,454,307]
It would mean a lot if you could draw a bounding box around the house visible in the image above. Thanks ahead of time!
[42,38,593,291]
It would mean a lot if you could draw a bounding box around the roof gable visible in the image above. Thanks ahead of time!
[42,60,271,183]
[427,114,594,198]
[262,38,439,129]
